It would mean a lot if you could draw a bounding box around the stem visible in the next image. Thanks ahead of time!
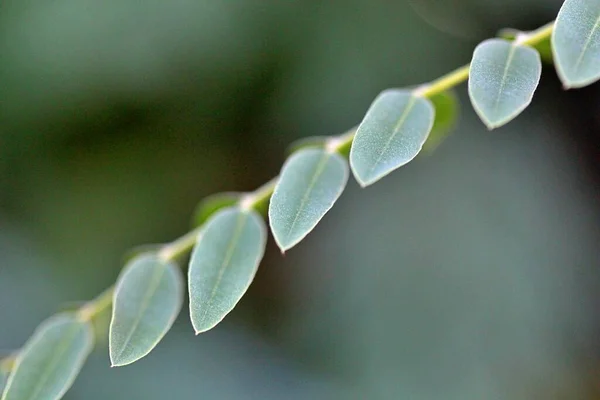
[0,19,557,368]
[415,65,471,98]
[518,21,554,46]
[78,287,115,322]
[240,176,279,212]
[158,228,202,262]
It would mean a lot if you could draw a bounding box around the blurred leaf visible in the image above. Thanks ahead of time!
[286,136,328,156]
[0,358,11,396]
[1,314,93,400]
[468,39,541,129]
[497,28,553,64]
[109,254,183,367]
[422,90,459,153]
[192,192,242,227]
[552,0,600,88]
[269,148,348,252]
[350,89,434,186]
[188,207,266,334]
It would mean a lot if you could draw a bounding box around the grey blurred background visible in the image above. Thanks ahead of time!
[2,0,600,399]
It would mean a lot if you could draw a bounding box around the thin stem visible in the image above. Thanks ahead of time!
[415,65,471,98]
[158,228,202,262]
[77,286,115,322]
[326,127,357,156]
[518,21,554,46]
[240,176,279,211]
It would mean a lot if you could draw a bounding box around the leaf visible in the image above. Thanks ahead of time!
[286,136,328,156]
[422,90,459,153]
[0,369,8,395]
[349,89,434,186]
[269,148,349,252]
[468,39,541,129]
[109,254,184,367]
[192,192,242,227]
[552,0,600,88]
[1,314,93,400]
[188,207,267,334]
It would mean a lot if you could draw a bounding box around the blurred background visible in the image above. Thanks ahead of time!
[2,0,600,398]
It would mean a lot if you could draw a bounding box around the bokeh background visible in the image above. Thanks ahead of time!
[2,0,600,398]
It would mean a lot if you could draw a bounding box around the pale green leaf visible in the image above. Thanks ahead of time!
[188,207,266,334]
[192,192,242,227]
[0,370,7,395]
[350,89,434,186]
[269,148,349,252]
[468,39,541,129]
[553,0,600,88]
[109,254,184,367]
[1,314,93,400]
[422,90,459,153]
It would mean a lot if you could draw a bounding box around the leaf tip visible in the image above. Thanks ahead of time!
[351,171,373,188]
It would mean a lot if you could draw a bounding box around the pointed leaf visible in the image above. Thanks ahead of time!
[189,207,267,334]
[269,148,349,251]
[350,89,434,186]
[422,90,459,153]
[109,254,184,367]
[468,39,541,129]
[192,192,242,227]
[553,0,600,88]
[1,314,93,400]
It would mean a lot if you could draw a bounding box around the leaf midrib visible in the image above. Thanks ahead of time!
[573,13,600,73]
[367,95,417,178]
[283,152,330,243]
[112,261,167,364]
[492,44,517,119]
[197,211,248,327]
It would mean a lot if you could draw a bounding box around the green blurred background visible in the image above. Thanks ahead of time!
[2,0,600,398]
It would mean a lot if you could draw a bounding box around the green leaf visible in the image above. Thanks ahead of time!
[1,314,93,400]
[553,0,600,88]
[269,148,349,252]
[468,39,541,129]
[109,254,184,367]
[350,89,434,186]
[192,192,242,227]
[422,90,459,153]
[188,207,267,334]
[0,369,8,395]
[286,136,328,156]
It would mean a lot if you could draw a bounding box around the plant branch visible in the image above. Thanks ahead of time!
[0,19,556,369]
